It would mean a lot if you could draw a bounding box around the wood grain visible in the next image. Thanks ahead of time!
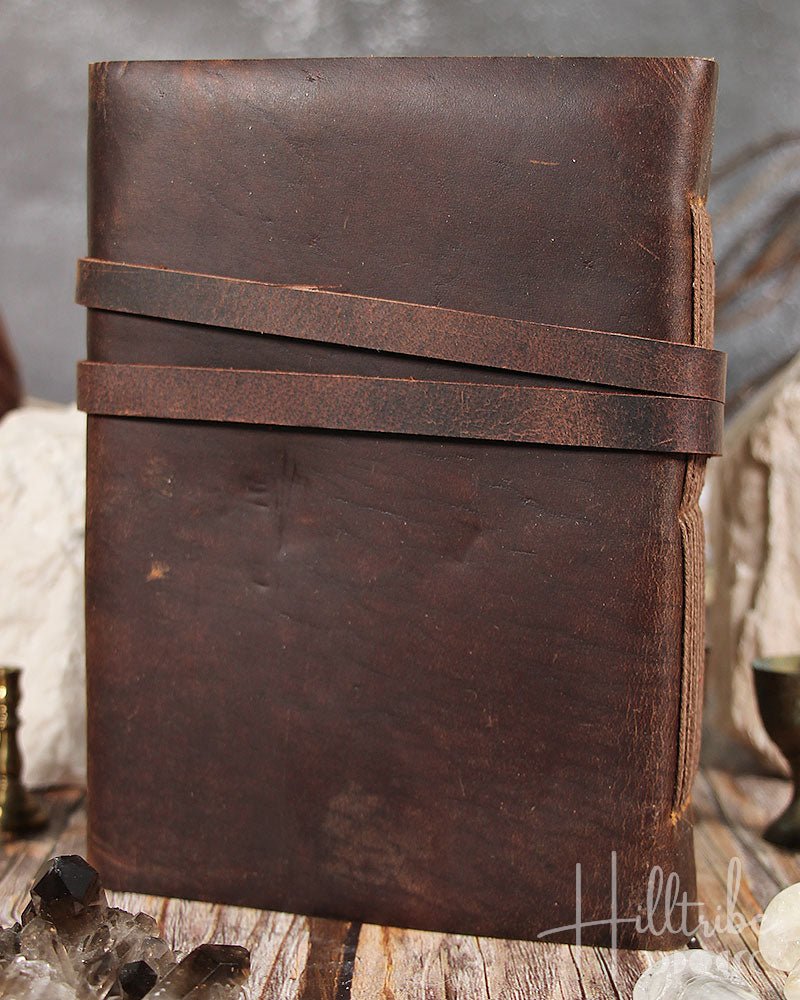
[0,770,792,999]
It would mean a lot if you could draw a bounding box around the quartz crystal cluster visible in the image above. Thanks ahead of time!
[0,855,249,998]
[633,950,757,999]
[635,880,800,1000]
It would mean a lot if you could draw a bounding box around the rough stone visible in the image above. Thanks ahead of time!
[785,959,800,1000]
[705,352,800,774]
[680,982,758,999]
[0,404,87,787]
[633,951,755,999]
[759,882,800,973]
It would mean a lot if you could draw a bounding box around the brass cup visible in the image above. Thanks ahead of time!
[754,655,800,848]
[0,666,47,838]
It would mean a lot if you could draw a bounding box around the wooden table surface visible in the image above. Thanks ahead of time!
[0,768,794,999]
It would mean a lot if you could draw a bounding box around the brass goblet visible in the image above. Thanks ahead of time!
[0,667,47,838]
[754,656,800,848]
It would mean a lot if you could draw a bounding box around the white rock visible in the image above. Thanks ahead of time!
[786,959,800,1000]
[634,951,755,1000]
[681,980,758,999]
[0,404,86,787]
[760,883,800,973]
[705,352,800,773]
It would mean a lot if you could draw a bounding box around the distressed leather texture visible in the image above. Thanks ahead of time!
[75,258,727,403]
[81,56,719,949]
[78,360,723,453]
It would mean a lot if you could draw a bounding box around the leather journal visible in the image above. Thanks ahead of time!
[77,57,721,949]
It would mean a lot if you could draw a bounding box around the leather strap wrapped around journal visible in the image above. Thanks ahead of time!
[78,56,721,949]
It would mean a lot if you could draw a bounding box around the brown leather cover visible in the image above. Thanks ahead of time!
[80,56,719,949]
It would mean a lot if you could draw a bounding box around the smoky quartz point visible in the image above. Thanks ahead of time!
[0,855,250,998]
[148,945,250,998]
[108,961,158,999]
[30,855,105,920]
[24,854,107,946]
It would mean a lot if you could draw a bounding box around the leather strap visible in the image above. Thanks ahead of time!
[76,258,726,402]
[78,362,724,455]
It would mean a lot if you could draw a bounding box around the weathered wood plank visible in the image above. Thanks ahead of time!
[705,769,800,889]
[350,925,449,999]
[296,917,358,1000]
[487,939,606,999]
[597,946,655,999]
[0,772,795,999]
[693,771,784,998]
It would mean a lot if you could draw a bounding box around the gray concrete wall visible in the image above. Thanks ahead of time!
[1,0,798,401]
